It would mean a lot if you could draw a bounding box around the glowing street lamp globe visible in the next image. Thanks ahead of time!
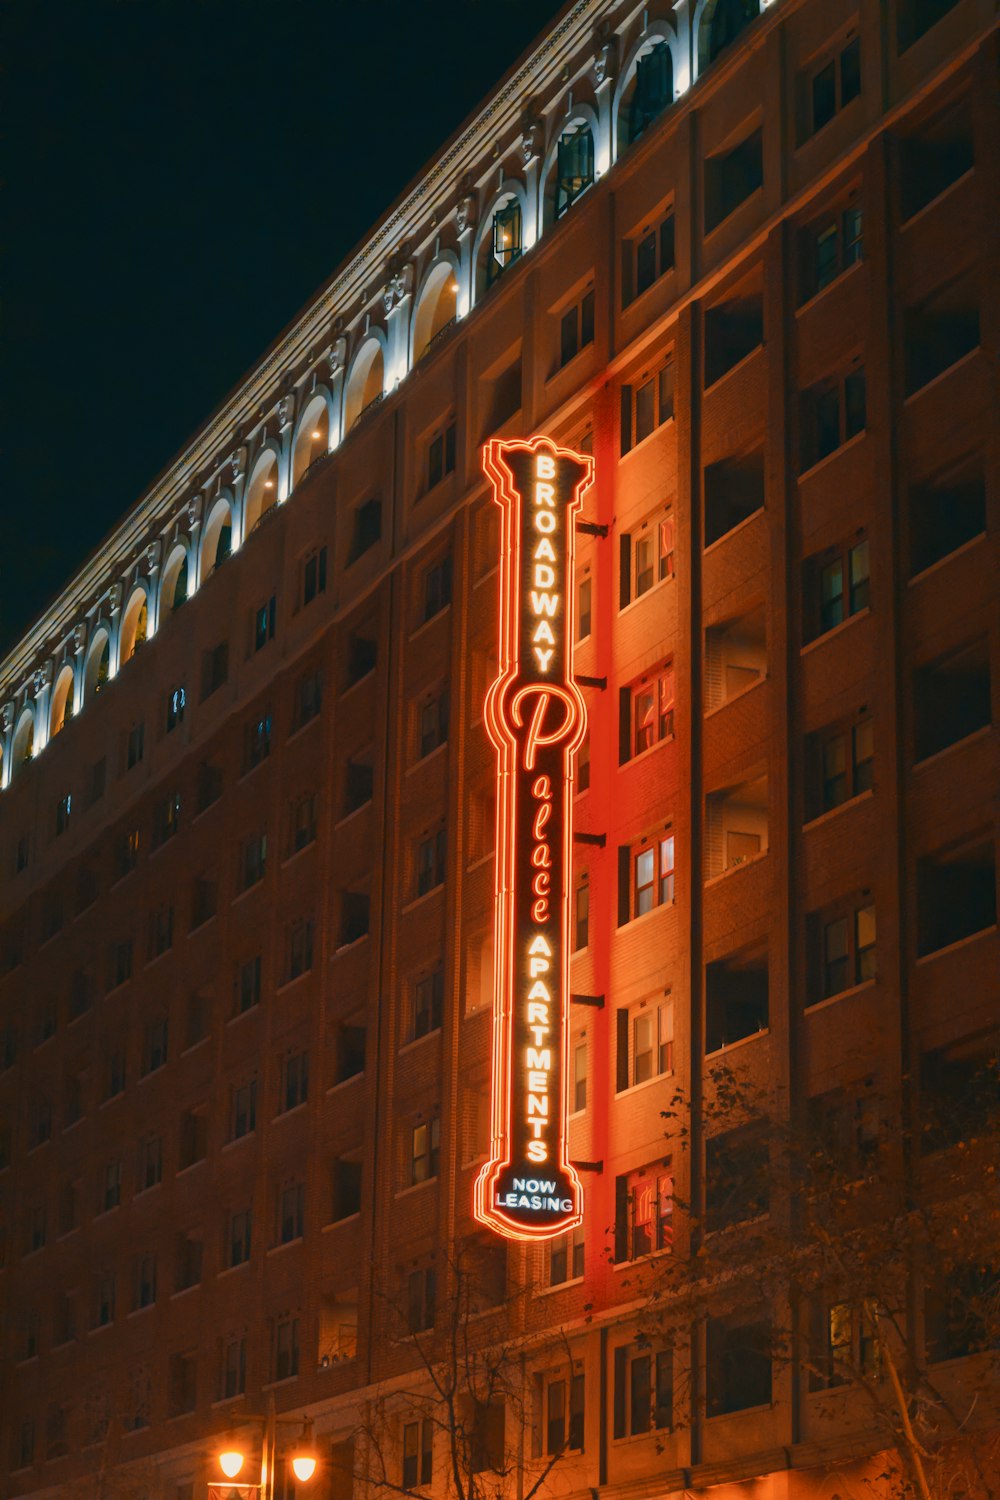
[218,1449,245,1480]
[291,1452,318,1482]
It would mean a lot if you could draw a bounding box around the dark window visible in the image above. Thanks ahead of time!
[339,891,370,947]
[577,574,592,639]
[295,668,324,728]
[240,832,267,891]
[427,421,457,490]
[422,556,453,622]
[416,827,447,896]
[278,1182,305,1244]
[152,790,181,848]
[705,1125,769,1231]
[55,793,72,836]
[330,1159,362,1222]
[141,1016,169,1075]
[549,1225,585,1285]
[287,920,314,982]
[555,126,594,218]
[347,632,377,687]
[290,791,318,852]
[559,290,595,368]
[201,640,229,699]
[704,291,763,387]
[921,1031,1000,1154]
[406,1266,437,1333]
[414,966,444,1038]
[908,455,986,576]
[126,722,144,770]
[573,877,589,952]
[178,1109,207,1170]
[904,281,980,396]
[620,363,674,454]
[898,0,963,51]
[804,536,870,641]
[196,760,223,811]
[221,1336,247,1399]
[402,1418,434,1487]
[806,37,861,138]
[625,210,675,305]
[279,1051,309,1112]
[253,595,277,652]
[619,664,674,763]
[418,689,449,758]
[913,638,991,762]
[706,1318,772,1414]
[109,939,133,990]
[544,1374,585,1454]
[899,97,973,220]
[803,366,866,468]
[705,128,763,233]
[302,546,327,605]
[925,1264,999,1361]
[624,41,672,147]
[806,716,874,818]
[230,1079,257,1139]
[613,1347,672,1436]
[227,1208,252,1267]
[149,904,173,959]
[274,1317,300,1380]
[235,954,262,1015]
[137,1134,163,1191]
[707,0,759,64]
[243,711,272,772]
[410,1117,440,1184]
[803,202,863,301]
[917,840,995,954]
[169,1351,198,1415]
[807,902,877,1000]
[705,949,768,1051]
[349,498,382,563]
[704,447,765,546]
[335,1023,366,1082]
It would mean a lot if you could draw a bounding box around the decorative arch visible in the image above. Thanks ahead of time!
[694,0,760,76]
[290,390,333,490]
[49,664,76,739]
[159,543,190,622]
[613,25,679,159]
[84,626,111,703]
[118,585,149,667]
[242,443,281,539]
[540,105,600,231]
[473,180,530,303]
[201,492,234,574]
[342,332,387,435]
[11,706,34,772]
[410,253,461,367]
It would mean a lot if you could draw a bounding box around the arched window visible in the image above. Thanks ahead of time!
[343,342,385,435]
[291,396,331,490]
[620,42,673,151]
[85,631,111,702]
[201,497,233,575]
[50,666,75,738]
[12,710,34,769]
[243,450,279,538]
[160,546,189,619]
[412,261,460,365]
[703,0,760,69]
[119,589,148,667]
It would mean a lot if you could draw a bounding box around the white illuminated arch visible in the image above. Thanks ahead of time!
[612,23,681,161]
[539,105,600,231]
[693,0,761,80]
[84,624,112,703]
[49,664,76,739]
[242,443,281,539]
[201,491,234,570]
[159,542,191,623]
[410,252,461,366]
[472,180,531,305]
[118,584,150,667]
[342,331,387,435]
[11,705,35,775]
[290,389,333,490]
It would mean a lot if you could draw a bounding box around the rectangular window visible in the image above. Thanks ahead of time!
[243,711,272,772]
[573,875,589,952]
[133,1252,157,1310]
[349,497,382,563]
[805,201,863,300]
[279,1051,309,1112]
[55,794,72,836]
[221,1334,247,1399]
[805,536,869,641]
[705,1126,769,1231]
[616,998,674,1090]
[402,1418,434,1487]
[620,363,675,455]
[230,1079,257,1139]
[705,127,763,233]
[706,1318,772,1415]
[277,1183,305,1244]
[137,1133,163,1191]
[808,716,874,818]
[418,688,449,759]
[620,511,674,606]
[235,954,262,1015]
[287,918,314,981]
[807,36,861,138]
[577,574,592,640]
[109,939,133,990]
[102,1160,122,1212]
[625,208,675,306]
[808,901,877,1000]
[201,639,229,699]
[573,1041,587,1113]
[613,1346,672,1436]
[620,663,675,762]
[302,546,327,606]
[614,1166,673,1261]
[422,556,453,623]
[427,422,457,490]
[416,826,447,896]
[414,966,444,1039]
[149,904,173,959]
[559,289,595,369]
[226,1207,252,1267]
[166,685,186,732]
[141,1016,169,1075]
[803,366,866,469]
[410,1117,441,1185]
[618,834,675,922]
[544,1372,585,1454]
[240,832,267,891]
[406,1266,437,1334]
[555,125,594,217]
[549,1224,585,1286]
[488,200,522,285]
[253,595,277,652]
[295,669,323,729]
[152,790,181,849]
[274,1316,300,1381]
[290,792,318,853]
[126,722,144,770]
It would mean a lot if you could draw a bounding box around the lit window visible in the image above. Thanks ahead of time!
[410,1117,440,1185]
[549,1224,585,1286]
[613,1346,673,1435]
[619,836,674,924]
[624,664,675,759]
[488,200,522,286]
[414,966,444,1039]
[615,1166,673,1261]
[810,901,877,999]
[166,686,186,732]
[402,1417,434,1487]
[543,1371,585,1454]
[620,364,675,455]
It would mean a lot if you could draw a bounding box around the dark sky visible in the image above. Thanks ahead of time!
[1,0,567,659]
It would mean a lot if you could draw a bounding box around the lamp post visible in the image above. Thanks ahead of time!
[215,1392,318,1498]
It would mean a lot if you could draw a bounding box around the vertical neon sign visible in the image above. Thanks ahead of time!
[475,436,593,1240]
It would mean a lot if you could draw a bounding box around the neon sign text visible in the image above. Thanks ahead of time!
[474,436,593,1240]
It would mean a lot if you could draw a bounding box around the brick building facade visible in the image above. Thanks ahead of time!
[1,0,998,1495]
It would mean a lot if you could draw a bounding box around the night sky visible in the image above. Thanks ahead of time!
[1,0,567,660]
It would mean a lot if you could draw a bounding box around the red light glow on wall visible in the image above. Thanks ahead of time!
[474,435,593,1240]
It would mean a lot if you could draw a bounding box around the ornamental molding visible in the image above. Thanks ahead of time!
[1,702,13,735]
[277,394,296,430]
[33,662,53,696]
[594,26,618,85]
[456,193,477,236]
[145,540,162,572]
[72,623,87,656]
[108,583,123,615]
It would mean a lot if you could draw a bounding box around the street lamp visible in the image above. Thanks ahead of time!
[215,1397,319,1499]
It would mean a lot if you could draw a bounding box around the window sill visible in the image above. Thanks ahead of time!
[222,1133,255,1153]
[804,978,875,1015]
[274,1101,308,1123]
[900,165,975,232]
[281,840,317,870]
[703,505,764,556]
[401,885,444,916]
[617,573,671,621]
[395,1177,438,1201]
[533,1275,585,1299]
[170,1284,201,1301]
[795,257,863,319]
[212,1393,246,1409]
[903,346,981,408]
[614,1069,674,1102]
[612,1246,671,1272]
[407,741,448,778]
[227,1005,260,1028]
[322,1211,362,1233]
[134,1182,163,1199]
[547,338,595,386]
[334,802,371,832]
[326,1071,364,1094]
[915,923,997,968]
[127,1304,156,1321]
[180,1034,211,1057]
[286,709,323,745]
[703,1401,773,1424]
[908,531,986,587]
[705,1027,770,1060]
[410,603,453,644]
[912,723,991,773]
[622,733,675,772]
[261,1375,301,1391]
[136,1065,167,1087]
[216,1261,250,1280]
[188,912,219,934]
[333,934,370,958]
[267,1237,304,1256]
[704,850,769,888]
[802,787,873,832]
[341,668,377,701]
[231,880,266,909]
[704,674,766,719]
[798,426,866,485]
[703,341,764,399]
[176,1159,206,1179]
[619,412,675,465]
[399,1029,442,1058]
[622,263,676,315]
[275,968,314,996]
[618,900,675,934]
[800,604,870,656]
